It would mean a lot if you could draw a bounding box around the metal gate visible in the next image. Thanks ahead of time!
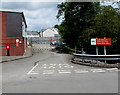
[28,37,60,44]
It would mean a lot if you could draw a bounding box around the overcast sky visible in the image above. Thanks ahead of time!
[1,1,119,31]
[2,2,62,31]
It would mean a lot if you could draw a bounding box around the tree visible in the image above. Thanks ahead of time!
[56,2,120,54]
[83,5,120,54]
[56,2,100,49]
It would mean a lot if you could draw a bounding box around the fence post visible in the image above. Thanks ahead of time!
[96,45,98,55]
[82,48,84,54]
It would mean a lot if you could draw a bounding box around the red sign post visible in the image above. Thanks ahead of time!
[91,38,112,56]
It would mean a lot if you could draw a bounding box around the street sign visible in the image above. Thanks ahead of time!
[91,38,96,45]
[91,38,111,45]
[6,44,10,49]
[96,38,111,45]
[91,38,111,56]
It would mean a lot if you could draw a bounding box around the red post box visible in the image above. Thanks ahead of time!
[6,44,10,49]
[6,44,10,56]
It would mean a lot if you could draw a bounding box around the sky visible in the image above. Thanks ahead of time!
[1,1,119,31]
[2,2,62,31]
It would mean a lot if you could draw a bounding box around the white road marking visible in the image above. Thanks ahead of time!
[48,64,56,68]
[58,64,74,68]
[43,70,55,74]
[64,65,74,68]
[28,63,39,74]
[58,64,62,68]
[74,70,89,73]
[71,66,74,68]
[92,70,106,73]
[59,66,62,68]
[48,66,55,68]
[28,72,39,74]
[41,64,47,68]
[91,69,106,73]
[91,69,103,71]
[43,67,47,69]
[106,68,118,71]
[58,70,71,74]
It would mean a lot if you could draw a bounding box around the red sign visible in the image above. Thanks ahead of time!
[16,39,19,47]
[96,38,111,45]
[16,42,19,47]
[6,44,10,49]
[51,40,55,42]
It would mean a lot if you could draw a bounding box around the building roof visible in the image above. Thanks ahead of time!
[27,31,39,35]
[0,10,27,28]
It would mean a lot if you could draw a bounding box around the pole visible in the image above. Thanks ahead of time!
[96,37,98,55]
[7,49,10,56]
[96,45,98,55]
[104,45,106,55]
[104,37,106,63]
[75,46,76,53]
[82,48,83,54]
[104,37,106,55]
[42,31,43,37]
[104,45,106,63]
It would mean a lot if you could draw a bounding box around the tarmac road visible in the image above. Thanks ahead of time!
[2,44,119,93]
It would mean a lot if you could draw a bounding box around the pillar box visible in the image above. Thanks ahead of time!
[6,44,10,56]
[6,44,10,49]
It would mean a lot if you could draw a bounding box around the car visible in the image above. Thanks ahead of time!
[50,40,57,45]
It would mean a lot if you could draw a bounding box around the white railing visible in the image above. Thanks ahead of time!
[73,53,120,60]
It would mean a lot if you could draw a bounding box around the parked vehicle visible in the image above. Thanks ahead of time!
[50,40,57,45]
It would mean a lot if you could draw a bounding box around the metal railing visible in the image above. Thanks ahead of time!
[73,53,120,61]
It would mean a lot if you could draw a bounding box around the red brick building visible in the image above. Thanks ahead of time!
[0,11,27,56]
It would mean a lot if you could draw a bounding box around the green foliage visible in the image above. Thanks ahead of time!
[83,5,120,53]
[56,2,100,49]
[56,2,120,54]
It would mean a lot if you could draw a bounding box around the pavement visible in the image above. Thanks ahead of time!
[0,46,33,63]
[2,44,119,93]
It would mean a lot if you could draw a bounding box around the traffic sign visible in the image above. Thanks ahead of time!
[91,38,111,45]
[91,38,96,45]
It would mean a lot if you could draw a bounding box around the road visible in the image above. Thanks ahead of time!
[2,44,119,93]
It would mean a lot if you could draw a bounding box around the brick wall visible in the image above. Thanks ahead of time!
[0,12,2,56]
[0,11,26,56]
[1,37,25,56]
